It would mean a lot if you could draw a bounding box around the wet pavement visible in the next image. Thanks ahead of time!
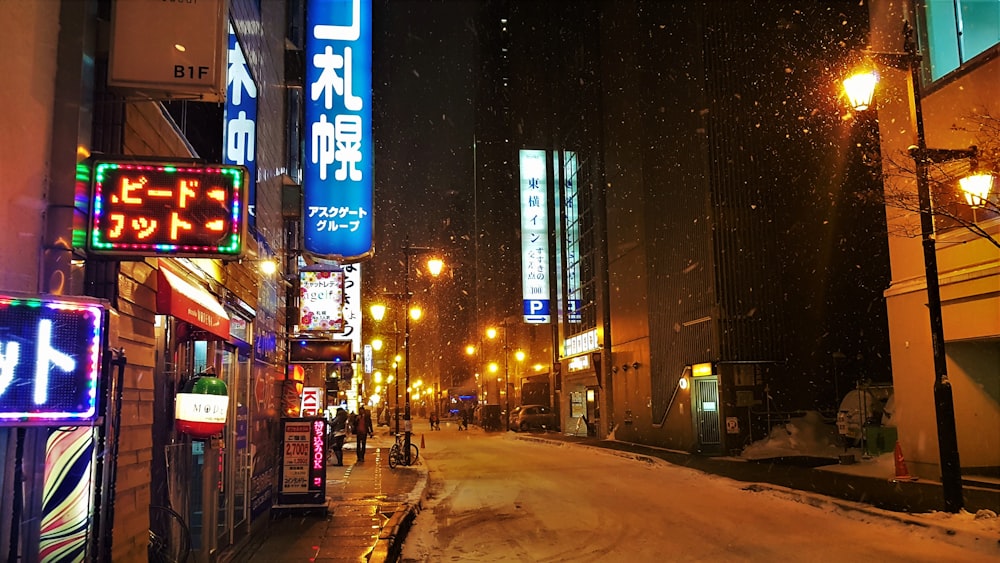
[231,430,427,563]
[233,422,999,562]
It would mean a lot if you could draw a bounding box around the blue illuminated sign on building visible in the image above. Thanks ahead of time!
[0,294,105,426]
[224,23,258,230]
[303,0,373,261]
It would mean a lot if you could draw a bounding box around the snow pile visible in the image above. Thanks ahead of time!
[741,411,844,460]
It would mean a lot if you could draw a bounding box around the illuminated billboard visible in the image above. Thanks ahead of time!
[519,149,551,323]
[299,269,345,332]
[0,294,105,426]
[88,160,248,258]
[224,23,258,229]
[303,0,374,261]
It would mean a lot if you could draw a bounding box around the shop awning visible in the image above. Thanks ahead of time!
[157,264,231,340]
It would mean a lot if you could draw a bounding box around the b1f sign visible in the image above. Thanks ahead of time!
[0,294,105,426]
[109,0,227,100]
[303,0,374,261]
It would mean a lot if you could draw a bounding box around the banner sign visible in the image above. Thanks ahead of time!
[88,160,248,258]
[519,150,551,323]
[299,269,345,332]
[0,294,105,426]
[303,0,374,261]
[224,23,258,230]
[276,417,327,508]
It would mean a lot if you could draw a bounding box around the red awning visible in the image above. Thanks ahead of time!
[157,264,230,340]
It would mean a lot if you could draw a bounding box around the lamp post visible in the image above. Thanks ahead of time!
[487,322,511,430]
[401,239,443,463]
[841,22,993,512]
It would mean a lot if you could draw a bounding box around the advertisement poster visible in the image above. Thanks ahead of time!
[299,269,345,332]
[280,420,311,493]
[276,417,327,509]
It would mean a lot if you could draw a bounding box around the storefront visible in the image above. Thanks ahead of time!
[152,261,258,558]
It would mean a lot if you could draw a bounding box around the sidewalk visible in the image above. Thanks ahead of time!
[233,430,428,563]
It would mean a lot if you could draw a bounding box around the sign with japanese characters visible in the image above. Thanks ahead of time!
[88,160,248,258]
[519,150,551,323]
[562,151,582,323]
[109,0,227,100]
[280,420,311,493]
[224,23,258,230]
[341,263,363,355]
[303,0,373,261]
[277,417,327,506]
[299,269,346,332]
[0,294,105,426]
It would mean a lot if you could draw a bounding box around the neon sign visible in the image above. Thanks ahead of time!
[88,160,248,258]
[0,294,105,425]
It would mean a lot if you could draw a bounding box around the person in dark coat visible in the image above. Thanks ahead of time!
[355,405,374,461]
[329,408,348,466]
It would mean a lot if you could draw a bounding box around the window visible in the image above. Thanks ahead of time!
[920,0,1000,80]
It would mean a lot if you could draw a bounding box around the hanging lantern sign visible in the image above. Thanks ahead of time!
[175,371,229,438]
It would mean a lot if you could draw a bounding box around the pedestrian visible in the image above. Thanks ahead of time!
[355,405,374,461]
[460,410,469,431]
[329,408,348,466]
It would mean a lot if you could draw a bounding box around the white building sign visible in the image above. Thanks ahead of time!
[519,149,551,323]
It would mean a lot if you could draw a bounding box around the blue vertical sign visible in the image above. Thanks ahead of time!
[303,0,373,261]
[224,23,258,230]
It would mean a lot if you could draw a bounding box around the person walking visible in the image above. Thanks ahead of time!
[355,405,374,462]
[329,408,348,466]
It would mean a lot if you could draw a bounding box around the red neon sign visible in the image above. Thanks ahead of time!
[88,160,247,258]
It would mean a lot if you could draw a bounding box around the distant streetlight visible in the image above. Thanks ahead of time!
[841,22,995,513]
[486,321,513,430]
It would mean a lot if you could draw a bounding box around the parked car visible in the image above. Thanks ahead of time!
[509,405,557,432]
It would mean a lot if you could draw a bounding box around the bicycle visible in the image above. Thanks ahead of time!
[387,433,420,468]
[148,504,191,563]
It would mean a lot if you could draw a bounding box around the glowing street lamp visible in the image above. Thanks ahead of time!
[840,22,995,512]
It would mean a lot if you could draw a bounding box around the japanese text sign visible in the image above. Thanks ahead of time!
[88,160,248,258]
[519,150,551,323]
[0,294,105,426]
[299,269,346,332]
[224,23,258,229]
[303,0,374,261]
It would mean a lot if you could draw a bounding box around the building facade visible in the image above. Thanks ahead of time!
[1,0,295,560]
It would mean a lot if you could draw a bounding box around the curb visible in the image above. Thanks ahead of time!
[371,504,419,563]
[371,459,430,562]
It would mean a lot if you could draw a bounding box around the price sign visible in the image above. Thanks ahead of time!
[88,160,248,258]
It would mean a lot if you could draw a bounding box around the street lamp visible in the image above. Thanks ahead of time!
[486,322,511,430]
[399,239,444,463]
[841,22,994,513]
[514,350,525,407]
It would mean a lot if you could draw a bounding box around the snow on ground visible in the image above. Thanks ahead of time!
[736,411,999,534]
